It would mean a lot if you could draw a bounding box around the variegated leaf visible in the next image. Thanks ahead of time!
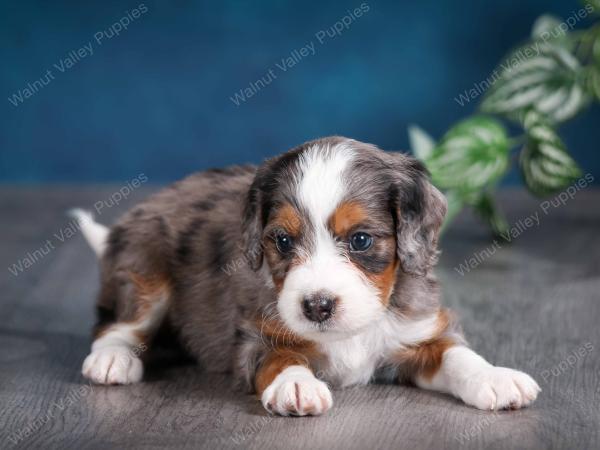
[408,124,436,161]
[440,189,464,234]
[531,15,573,50]
[481,43,589,123]
[520,110,582,196]
[425,116,510,194]
[582,0,600,15]
[589,67,600,100]
[471,192,509,237]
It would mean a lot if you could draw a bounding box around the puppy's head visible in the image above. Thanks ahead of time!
[243,137,446,341]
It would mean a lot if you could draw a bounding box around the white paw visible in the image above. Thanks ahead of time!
[261,366,333,416]
[82,345,143,385]
[458,366,540,410]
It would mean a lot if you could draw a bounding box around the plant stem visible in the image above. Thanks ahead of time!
[508,134,526,148]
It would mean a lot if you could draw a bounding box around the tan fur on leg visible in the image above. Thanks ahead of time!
[82,273,170,385]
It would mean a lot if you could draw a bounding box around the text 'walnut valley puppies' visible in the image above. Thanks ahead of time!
[72,137,539,416]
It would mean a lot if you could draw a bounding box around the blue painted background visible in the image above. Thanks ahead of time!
[1,0,599,184]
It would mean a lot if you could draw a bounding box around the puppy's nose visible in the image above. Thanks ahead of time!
[302,293,336,323]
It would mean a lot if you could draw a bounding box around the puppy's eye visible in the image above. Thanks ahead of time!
[275,233,294,254]
[349,232,373,252]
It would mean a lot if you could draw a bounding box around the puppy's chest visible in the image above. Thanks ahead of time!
[313,323,401,387]
[313,314,440,387]
[315,335,382,387]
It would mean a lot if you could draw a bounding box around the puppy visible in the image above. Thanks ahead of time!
[74,136,540,415]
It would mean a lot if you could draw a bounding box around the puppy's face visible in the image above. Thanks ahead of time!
[243,138,446,341]
[263,198,397,340]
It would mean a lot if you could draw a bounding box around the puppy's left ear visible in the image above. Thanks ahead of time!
[389,157,447,276]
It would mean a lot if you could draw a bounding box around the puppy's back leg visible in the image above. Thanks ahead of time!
[82,273,170,385]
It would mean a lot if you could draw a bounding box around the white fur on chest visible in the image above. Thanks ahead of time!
[315,312,439,387]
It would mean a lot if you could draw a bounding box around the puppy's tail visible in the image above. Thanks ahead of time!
[68,208,109,258]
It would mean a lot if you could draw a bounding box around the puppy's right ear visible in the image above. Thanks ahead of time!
[242,148,303,271]
[387,155,447,277]
[242,172,264,271]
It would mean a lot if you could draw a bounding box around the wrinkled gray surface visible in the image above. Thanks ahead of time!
[1,186,598,450]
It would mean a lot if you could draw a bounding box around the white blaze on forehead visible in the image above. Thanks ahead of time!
[278,140,383,342]
[296,142,355,227]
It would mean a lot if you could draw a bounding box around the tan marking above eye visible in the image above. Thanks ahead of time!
[328,201,368,237]
[270,203,302,236]
[329,201,399,305]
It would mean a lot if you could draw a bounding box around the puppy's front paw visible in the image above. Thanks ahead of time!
[82,346,143,385]
[261,366,333,416]
[459,367,540,410]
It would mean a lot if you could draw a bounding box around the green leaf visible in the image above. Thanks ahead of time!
[408,124,436,161]
[594,29,600,64]
[520,110,582,196]
[582,64,600,101]
[481,43,589,123]
[471,193,509,237]
[425,116,510,195]
[531,15,562,39]
[531,15,572,49]
[581,0,600,15]
[590,29,600,100]
[588,67,600,100]
[440,190,464,235]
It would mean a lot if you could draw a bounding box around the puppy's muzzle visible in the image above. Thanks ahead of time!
[302,292,337,323]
